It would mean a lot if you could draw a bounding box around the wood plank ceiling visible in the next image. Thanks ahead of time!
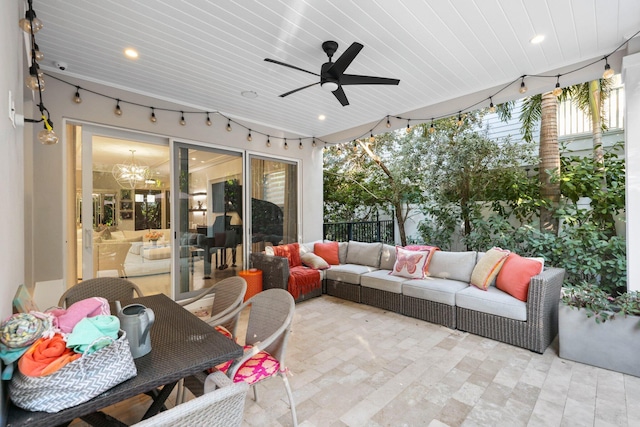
[31,0,640,143]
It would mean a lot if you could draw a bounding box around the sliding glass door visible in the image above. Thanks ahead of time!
[173,142,243,301]
[249,156,298,253]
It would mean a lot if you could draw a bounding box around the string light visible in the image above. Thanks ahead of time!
[603,57,614,79]
[33,42,44,62]
[406,119,411,133]
[25,65,44,91]
[206,112,212,126]
[19,3,43,34]
[429,119,435,134]
[457,112,463,127]
[552,75,562,97]
[488,97,495,113]
[179,111,186,126]
[312,138,317,147]
[150,108,157,123]
[73,86,82,104]
[114,99,122,116]
[226,119,232,132]
[284,138,288,150]
[299,138,303,149]
[519,77,528,94]
[369,133,375,143]
[266,136,271,147]
[386,116,391,128]
[247,130,253,141]
[353,140,358,151]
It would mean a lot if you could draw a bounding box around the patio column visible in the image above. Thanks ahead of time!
[622,49,640,292]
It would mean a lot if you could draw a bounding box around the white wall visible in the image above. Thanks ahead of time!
[30,76,324,288]
[1,1,25,320]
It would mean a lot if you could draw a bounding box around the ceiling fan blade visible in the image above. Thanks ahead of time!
[327,42,363,78]
[332,86,349,106]
[280,82,320,97]
[264,58,320,77]
[340,74,400,86]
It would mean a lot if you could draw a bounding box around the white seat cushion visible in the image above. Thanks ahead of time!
[325,264,378,284]
[360,270,405,293]
[402,277,468,306]
[456,286,527,321]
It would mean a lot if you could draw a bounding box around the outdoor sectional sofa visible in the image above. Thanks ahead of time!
[251,240,565,354]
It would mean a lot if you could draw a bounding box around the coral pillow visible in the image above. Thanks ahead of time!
[496,253,543,302]
[314,242,340,265]
[404,245,439,274]
[470,248,510,290]
[272,243,301,267]
[390,246,431,279]
[301,252,330,270]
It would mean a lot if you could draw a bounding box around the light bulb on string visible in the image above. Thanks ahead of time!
[552,76,562,97]
[32,43,44,62]
[353,141,358,152]
[284,138,288,150]
[114,99,122,116]
[179,111,186,126]
[369,133,375,143]
[312,138,317,147]
[519,77,528,94]
[429,119,435,134]
[299,139,303,149]
[25,64,44,91]
[266,136,271,147]
[489,97,496,113]
[457,112,463,127]
[73,87,82,104]
[603,57,615,79]
[226,120,232,132]
[247,130,253,142]
[206,113,212,126]
[386,116,391,128]
[19,8,43,34]
[406,120,411,133]
[38,114,58,145]
[150,108,157,123]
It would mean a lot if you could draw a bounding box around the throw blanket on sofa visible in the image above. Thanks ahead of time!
[288,267,321,300]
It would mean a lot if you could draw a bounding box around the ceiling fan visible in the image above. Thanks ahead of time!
[264,41,400,106]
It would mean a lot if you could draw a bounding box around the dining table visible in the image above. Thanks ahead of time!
[5,293,242,427]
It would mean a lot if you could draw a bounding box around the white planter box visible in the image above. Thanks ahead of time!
[558,303,640,377]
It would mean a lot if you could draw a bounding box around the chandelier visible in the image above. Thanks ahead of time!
[112,150,149,189]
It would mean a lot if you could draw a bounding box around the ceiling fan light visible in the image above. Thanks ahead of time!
[321,81,339,92]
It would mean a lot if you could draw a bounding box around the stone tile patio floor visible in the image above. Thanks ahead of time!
[78,295,639,426]
[241,295,639,427]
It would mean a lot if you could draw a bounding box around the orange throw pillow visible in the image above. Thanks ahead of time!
[314,242,340,265]
[496,253,543,302]
[272,243,301,267]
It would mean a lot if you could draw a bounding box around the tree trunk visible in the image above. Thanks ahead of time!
[539,92,560,234]
[394,200,407,246]
[589,80,604,170]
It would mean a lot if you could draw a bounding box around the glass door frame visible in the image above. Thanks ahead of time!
[75,123,168,282]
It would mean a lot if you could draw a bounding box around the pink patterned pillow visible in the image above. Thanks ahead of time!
[213,345,280,385]
[390,246,431,279]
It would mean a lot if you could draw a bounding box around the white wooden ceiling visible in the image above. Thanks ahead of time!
[32,0,640,142]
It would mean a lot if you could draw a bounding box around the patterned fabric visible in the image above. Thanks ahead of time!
[470,247,510,290]
[1,313,48,348]
[214,325,232,339]
[390,246,431,279]
[213,345,281,385]
[288,266,321,299]
[403,245,439,274]
[272,243,302,268]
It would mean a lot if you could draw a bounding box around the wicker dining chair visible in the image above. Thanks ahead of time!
[184,288,298,426]
[131,371,248,427]
[175,276,247,404]
[58,277,144,308]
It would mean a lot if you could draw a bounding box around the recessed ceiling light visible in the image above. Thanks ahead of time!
[124,48,139,59]
[530,34,545,44]
[241,90,258,99]
[318,114,326,121]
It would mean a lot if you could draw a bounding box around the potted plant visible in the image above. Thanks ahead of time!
[559,282,640,377]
